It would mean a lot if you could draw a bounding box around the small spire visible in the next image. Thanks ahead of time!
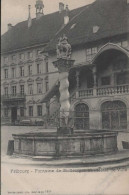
[28,5,32,28]
[64,5,70,25]
[65,5,69,16]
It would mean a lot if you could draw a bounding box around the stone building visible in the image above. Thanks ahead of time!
[1,0,129,132]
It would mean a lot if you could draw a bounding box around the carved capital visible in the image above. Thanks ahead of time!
[53,58,75,73]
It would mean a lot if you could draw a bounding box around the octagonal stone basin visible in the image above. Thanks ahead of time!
[12,130,118,157]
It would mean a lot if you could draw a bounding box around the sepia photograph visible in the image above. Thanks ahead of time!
[1,0,129,194]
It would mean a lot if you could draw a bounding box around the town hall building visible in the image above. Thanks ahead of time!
[1,0,129,133]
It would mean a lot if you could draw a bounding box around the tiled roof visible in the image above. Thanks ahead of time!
[1,6,87,53]
[46,0,129,52]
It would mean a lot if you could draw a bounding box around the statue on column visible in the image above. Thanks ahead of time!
[56,34,71,59]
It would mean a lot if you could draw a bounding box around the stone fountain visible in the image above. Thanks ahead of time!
[12,35,118,158]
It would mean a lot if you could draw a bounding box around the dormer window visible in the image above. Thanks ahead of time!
[4,57,8,64]
[37,50,41,56]
[93,26,99,33]
[19,53,25,60]
[70,23,76,30]
[122,41,128,48]
[12,55,16,61]
[28,51,33,59]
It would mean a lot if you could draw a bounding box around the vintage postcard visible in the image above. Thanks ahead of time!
[1,0,129,194]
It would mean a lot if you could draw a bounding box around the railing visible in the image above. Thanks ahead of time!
[70,84,129,99]
[97,84,129,96]
[78,88,93,97]
[2,93,26,101]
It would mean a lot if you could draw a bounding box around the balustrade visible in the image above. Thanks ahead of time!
[2,93,26,100]
[70,84,129,99]
[97,84,129,96]
[78,88,93,97]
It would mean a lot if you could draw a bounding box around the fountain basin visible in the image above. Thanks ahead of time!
[12,130,118,157]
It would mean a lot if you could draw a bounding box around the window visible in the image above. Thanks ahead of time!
[37,50,41,56]
[45,62,48,73]
[28,84,33,95]
[20,85,24,95]
[37,64,41,74]
[45,82,49,92]
[101,76,110,86]
[20,66,24,77]
[37,83,42,94]
[116,42,122,47]
[29,106,33,116]
[37,105,42,116]
[12,86,17,96]
[28,65,32,76]
[28,51,33,59]
[4,57,8,64]
[20,107,24,117]
[12,55,16,61]
[4,108,8,117]
[86,47,97,61]
[4,87,8,96]
[122,41,128,48]
[70,23,76,29]
[93,26,99,33]
[117,72,129,85]
[4,69,8,79]
[19,53,25,60]
[12,68,16,78]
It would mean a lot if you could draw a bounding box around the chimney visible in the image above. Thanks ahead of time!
[28,5,32,28]
[59,2,64,13]
[8,23,13,30]
[64,5,69,25]
[35,0,44,19]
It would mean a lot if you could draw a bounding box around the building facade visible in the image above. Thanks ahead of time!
[1,0,129,132]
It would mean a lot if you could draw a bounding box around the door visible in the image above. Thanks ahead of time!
[74,103,89,130]
[11,107,17,123]
[101,101,127,130]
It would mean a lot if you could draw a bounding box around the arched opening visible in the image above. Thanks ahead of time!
[93,44,129,89]
[101,101,127,130]
[74,103,89,130]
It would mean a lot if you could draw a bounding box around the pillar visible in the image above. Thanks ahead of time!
[92,65,97,96]
[75,69,80,98]
[88,98,102,130]
[53,58,75,132]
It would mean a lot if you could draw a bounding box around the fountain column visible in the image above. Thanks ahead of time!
[53,58,75,134]
[53,34,75,134]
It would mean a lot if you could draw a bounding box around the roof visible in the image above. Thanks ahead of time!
[46,0,129,52]
[1,5,87,53]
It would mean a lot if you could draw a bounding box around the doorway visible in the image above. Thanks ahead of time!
[11,107,17,123]
[74,103,89,130]
[101,101,127,130]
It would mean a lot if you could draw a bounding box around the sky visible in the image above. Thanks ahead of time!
[1,0,95,35]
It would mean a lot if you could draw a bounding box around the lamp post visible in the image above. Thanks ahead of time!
[53,35,75,134]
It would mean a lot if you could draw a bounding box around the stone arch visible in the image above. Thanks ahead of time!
[70,100,91,111]
[92,43,129,63]
[101,100,127,130]
[97,97,129,111]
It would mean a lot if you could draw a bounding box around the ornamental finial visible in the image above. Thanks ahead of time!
[56,34,71,59]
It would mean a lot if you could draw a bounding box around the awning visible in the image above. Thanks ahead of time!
[41,80,59,103]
